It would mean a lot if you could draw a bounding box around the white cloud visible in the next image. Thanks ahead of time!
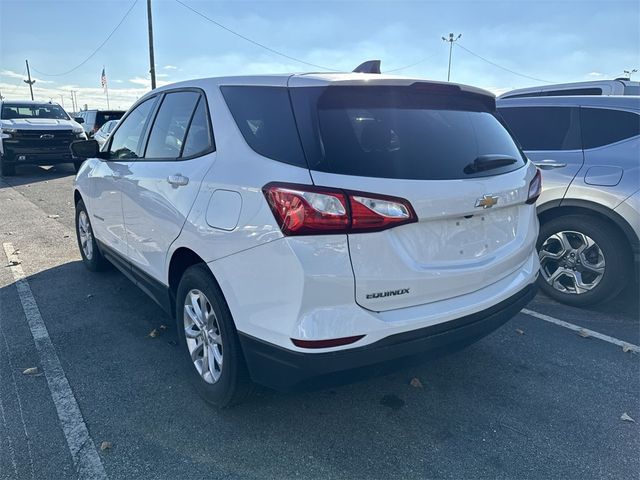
[163,65,178,70]
[587,71,604,77]
[0,69,55,84]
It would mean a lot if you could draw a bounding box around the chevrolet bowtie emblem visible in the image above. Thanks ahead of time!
[475,194,499,209]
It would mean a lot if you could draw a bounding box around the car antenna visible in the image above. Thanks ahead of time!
[353,60,381,74]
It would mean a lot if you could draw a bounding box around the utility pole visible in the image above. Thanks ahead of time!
[147,0,157,90]
[59,94,65,108]
[70,90,77,113]
[24,59,36,100]
[0,90,4,101]
[441,33,462,82]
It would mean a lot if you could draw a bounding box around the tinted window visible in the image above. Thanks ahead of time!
[581,107,640,149]
[145,92,199,159]
[108,98,156,159]
[182,97,213,157]
[220,86,306,167]
[291,86,525,180]
[499,106,581,150]
[503,88,603,99]
[624,85,640,95]
[96,111,124,129]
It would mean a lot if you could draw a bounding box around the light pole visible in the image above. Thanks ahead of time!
[24,59,36,100]
[442,33,462,82]
[623,69,637,79]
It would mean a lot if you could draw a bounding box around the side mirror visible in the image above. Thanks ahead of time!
[74,117,85,124]
[71,139,100,159]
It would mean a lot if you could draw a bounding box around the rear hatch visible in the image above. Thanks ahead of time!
[289,81,536,311]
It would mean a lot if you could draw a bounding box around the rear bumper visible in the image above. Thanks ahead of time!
[239,282,537,391]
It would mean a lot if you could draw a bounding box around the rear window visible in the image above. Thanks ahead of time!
[96,111,124,128]
[580,108,640,149]
[291,86,525,180]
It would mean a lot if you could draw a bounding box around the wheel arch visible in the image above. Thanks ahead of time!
[168,247,213,317]
[73,189,83,205]
[537,199,638,255]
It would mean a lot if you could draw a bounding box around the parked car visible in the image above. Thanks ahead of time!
[71,73,541,406]
[93,119,118,148]
[499,79,640,99]
[0,100,87,176]
[498,95,640,306]
[75,109,124,137]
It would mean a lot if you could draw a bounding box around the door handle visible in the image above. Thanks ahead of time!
[167,174,189,187]
[534,160,567,170]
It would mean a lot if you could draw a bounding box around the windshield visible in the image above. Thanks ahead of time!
[1,103,69,120]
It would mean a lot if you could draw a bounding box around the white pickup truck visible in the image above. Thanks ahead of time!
[0,99,87,176]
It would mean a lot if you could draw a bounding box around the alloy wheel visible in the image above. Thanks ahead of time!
[539,230,605,295]
[78,210,94,260]
[183,289,223,384]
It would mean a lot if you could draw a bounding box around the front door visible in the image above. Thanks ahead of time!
[90,96,158,257]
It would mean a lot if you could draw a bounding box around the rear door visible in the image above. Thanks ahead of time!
[291,84,537,311]
[498,105,584,206]
[121,90,215,282]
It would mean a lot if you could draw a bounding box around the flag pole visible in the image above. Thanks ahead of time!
[105,83,110,109]
[102,66,110,109]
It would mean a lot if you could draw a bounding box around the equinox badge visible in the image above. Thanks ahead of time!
[475,194,498,209]
[366,288,410,299]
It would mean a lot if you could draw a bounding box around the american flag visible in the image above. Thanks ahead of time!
[100,68,107,90]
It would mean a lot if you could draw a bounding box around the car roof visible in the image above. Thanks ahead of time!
[498,79,640,99]
[497,95,640,109]
[148,73,495,99]
[0,99,62,107]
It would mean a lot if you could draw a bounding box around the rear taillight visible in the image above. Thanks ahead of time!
[526,169,542,204]
[263,183,417,236]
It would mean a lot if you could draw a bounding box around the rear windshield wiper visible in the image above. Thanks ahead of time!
[463,155,518,174]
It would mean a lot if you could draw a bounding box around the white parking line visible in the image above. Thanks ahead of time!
[522,308,640,353]
[2,243,108,480]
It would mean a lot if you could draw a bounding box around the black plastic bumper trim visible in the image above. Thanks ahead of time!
[239,282,537,391]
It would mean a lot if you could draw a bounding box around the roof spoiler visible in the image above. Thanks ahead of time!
[353,60,381,74]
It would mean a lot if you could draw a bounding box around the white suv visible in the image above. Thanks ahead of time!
[72,73,541,406]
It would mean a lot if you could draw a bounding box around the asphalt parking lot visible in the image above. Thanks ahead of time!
[1,164,638,480]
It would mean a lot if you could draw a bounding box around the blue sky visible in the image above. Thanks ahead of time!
[1,0,638,110]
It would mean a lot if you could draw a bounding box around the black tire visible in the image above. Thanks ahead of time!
[0,157,16,176]
[536,214,630,307]
[75,199,109,271]
[73,159,84,172]
[176,264,253,408]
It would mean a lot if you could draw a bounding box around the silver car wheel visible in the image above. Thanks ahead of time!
[539,230,605,295]
[78,210,94,260]
[183,289,223,384]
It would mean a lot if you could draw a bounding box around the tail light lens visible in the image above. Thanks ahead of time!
[263,183,417,236]
[526,169,542,204]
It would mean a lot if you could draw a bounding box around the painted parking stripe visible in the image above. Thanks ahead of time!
[522,308,640,353]
[2,243,108,480]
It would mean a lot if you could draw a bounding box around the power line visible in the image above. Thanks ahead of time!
[174,0,338,71]
[385,51,439,73]
[32,0,139,77]
[455,43,555,84]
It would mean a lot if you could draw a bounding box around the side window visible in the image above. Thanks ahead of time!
[581,108,640,149]
[499,106,581,151]
[144,91,199,159]
[220,86,307,167]
[181,97,213,157]
[108,98,156,159]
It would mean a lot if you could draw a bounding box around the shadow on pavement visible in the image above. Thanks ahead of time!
[0,163,76,188]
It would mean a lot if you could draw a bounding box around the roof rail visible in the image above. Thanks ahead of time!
[353,60,381,74]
